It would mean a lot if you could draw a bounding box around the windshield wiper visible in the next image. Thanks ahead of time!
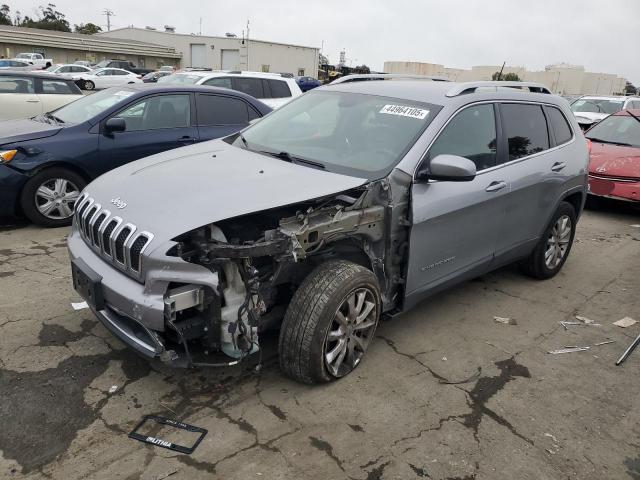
[259,150,325,170]
[588,137,632,146]
[238,133,249,148]
[626,110,640,124]
[44,112,65,124]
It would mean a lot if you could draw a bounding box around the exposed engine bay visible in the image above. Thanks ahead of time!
[162,171,412,367]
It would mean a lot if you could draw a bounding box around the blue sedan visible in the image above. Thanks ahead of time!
[295,76,321,92]
[0,85,271,226]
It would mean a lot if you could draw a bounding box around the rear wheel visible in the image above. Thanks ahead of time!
[20,168,85,227]
[83,80,94,90]
[279,260,381,384]
[521,202,576,279]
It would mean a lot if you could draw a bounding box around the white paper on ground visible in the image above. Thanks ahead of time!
[613,317,637,328]
[71,301,88,311]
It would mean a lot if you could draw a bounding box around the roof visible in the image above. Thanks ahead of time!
[580,95,640,101]
[0,25,181,58]
[172,70,296,80]
[100,84,272,111]
[323,80,566,107]
[101,27,319,51]
[0,70,78,81]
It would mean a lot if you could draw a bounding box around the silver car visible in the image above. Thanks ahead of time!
[68,77,588,383]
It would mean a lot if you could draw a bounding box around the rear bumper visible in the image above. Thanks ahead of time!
[588,175,639,202]
[0,164,28,217]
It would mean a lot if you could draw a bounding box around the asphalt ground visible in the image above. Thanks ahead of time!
[0,200,639,480]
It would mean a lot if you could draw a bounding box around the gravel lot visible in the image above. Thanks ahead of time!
[1,202,639,480]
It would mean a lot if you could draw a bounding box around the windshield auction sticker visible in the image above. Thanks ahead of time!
[380,105,429,119]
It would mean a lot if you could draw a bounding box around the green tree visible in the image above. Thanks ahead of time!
[20,3,70,32]
[624,81,637,95]
[74,22,102,35]
[492,71,521,81]
[0,4,11,25]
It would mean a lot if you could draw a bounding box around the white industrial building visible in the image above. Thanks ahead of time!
[384,61,629,96]
[100,27,319,77]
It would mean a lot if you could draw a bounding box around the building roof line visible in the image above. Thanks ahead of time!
[100,27,319,51]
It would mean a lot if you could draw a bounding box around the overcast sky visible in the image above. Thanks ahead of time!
[9,0,640,84]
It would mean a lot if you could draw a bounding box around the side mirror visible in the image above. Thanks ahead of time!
[104,117,126,134]
[416,154,477,182]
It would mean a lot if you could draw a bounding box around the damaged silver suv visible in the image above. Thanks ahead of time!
[68,78,588,383]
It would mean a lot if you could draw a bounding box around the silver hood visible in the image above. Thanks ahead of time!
[83,139,367,244]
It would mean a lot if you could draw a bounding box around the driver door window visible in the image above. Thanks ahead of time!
[426,104,497,171]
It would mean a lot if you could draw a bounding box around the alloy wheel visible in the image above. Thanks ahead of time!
[34,178,81,220]
[324,287,378,378]
[544,214,572,269]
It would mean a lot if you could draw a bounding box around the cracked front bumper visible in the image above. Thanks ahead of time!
[67,228,219,360]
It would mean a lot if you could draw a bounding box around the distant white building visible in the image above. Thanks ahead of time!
[100,27,320,78]
[383,61,628,96]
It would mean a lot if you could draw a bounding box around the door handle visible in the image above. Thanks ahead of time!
[485,181,507,192]
[177,136,197,143]
[551,162,566,172]
[26,99,40,103]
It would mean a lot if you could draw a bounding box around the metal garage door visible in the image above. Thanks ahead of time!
[221,50,240,70]
[190,44,206,68]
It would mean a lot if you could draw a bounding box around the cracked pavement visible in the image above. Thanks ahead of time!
[1,203,639,480]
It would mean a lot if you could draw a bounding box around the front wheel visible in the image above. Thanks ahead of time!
[83,80,95,90]
[279,260,381,384]
[521,202,577,279]
[20,168,86,227]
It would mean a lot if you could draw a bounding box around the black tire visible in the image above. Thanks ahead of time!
[20,168,86,227]
[83,80,94,91]
[279,260,381,384]
[521,202,577,279]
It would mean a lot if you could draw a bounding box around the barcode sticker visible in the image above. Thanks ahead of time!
[380,105,429,119]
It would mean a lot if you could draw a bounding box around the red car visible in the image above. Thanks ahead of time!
[586,109,640,203]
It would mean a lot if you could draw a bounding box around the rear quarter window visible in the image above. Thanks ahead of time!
[500,103,550,160]
[546,107,573,145]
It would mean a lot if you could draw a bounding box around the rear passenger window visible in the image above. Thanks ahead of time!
[233,78,264,98]
[501,104,550,160]
[196,94,250,125]
[546,107,573,145]
[268,79,291,98]
[42,80,75,95]
[427,104,497,171]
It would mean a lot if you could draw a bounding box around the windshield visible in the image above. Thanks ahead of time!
[94,61,111,69]
[571,98,624,115]
[157,74,201,85]
[586,114,640,147]
[52,88,136,124]
[234,90,441,179]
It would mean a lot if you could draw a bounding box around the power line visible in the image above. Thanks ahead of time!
[102,9,115,31]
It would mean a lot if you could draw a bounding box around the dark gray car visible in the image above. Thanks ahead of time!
[68,78,588,384]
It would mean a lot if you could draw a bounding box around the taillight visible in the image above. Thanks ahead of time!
[586,138,592,154]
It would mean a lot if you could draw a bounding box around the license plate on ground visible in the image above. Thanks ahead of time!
[71,258,104,310]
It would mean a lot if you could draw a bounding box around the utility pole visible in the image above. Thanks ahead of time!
[199,17,202,35]
[246,19,250,70]
[102,9,115,31]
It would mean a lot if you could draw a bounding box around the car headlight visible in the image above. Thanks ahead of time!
[0,150,17,163]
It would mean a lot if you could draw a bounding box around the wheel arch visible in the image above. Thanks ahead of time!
[14,162,91,216]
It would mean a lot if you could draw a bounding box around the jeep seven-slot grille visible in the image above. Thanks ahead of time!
[114,227,131,263]
[74,193,154,280]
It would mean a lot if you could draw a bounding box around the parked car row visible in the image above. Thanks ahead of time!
[59,78,591,383]
[0,83,271,226]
